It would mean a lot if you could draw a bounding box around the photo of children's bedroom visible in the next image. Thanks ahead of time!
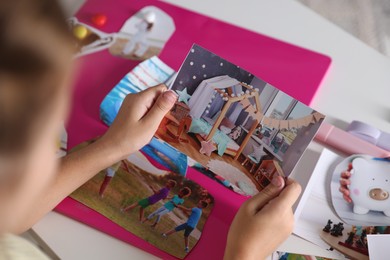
[156,44,325,196]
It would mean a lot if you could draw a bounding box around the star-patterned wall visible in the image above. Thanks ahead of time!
[171,44,255,95]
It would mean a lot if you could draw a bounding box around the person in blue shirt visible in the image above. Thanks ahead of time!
[162,200,208,253]
[143,187,192,229]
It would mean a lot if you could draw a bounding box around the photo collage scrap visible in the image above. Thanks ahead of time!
[74,41,326,258]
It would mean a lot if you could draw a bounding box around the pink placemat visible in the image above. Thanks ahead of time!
[56,0,331,259]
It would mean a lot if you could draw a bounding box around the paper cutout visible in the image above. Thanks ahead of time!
[109,6,176,60]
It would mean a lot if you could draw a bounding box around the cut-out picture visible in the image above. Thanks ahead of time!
[331,155,390,226]
[158,44,325,196]
[141,137,189,176]
[70,139,213,259]
[100,56,175,125]
[109,6,175,60]
[68,17,115,58]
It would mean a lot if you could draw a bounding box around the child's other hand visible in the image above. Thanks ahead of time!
[339,163,352,203]
[224,176,301,260]
[100,84,177,160]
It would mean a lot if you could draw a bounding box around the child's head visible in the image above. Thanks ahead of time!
[197,200,209,209]
[178,187,192,198]
[0,0,73,232]
[166,179,177,189]
[1,0,73,157]
[143,11,155,31]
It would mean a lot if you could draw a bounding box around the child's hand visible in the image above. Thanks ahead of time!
[224,176,301,260]
[339,163,352,203]
[99,84,177,160]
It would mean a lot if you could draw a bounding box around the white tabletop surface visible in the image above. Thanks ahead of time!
[33,0,390,259]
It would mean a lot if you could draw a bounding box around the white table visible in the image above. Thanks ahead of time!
[33,0,390,259]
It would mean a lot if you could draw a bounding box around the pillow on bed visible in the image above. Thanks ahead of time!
[220,125,232,134]
[220,117,235,130]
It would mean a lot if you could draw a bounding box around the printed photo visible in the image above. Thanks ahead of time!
[109,6,176,60]
[141,137,188,176]
[70,139,213,259]
[100,56,175,126]
[99,44,324,196]
[155,44,325,196]
[330,155,390,226]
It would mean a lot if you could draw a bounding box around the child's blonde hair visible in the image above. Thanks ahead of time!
[0,0,72,155]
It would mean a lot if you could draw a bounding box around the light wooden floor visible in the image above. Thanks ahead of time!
[155,125,262,191]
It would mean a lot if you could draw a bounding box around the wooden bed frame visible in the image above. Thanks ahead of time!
[171,82,261,160]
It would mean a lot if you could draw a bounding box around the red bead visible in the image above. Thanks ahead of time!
[91,14,107,27]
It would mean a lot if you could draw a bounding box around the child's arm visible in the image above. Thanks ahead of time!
[16,85,177,234]
[177,205,191,213]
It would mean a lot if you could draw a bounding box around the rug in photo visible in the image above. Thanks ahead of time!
[70,139,214,259]
[159,44,325,196]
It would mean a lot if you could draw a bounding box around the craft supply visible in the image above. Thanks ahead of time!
[73,25,88,40]
[315,123,390,158]
[91,13,107,27]
[347,120,390,151]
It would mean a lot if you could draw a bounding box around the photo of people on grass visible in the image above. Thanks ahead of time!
[70,139,214,259]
